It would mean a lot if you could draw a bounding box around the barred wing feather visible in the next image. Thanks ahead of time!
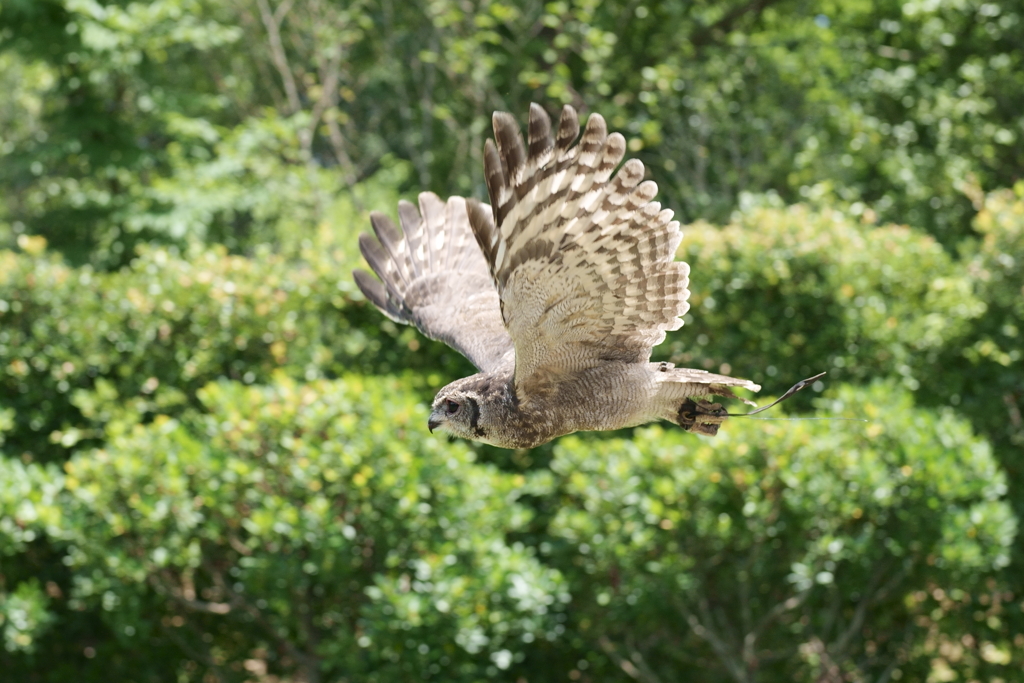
[466,104,691,390]
[354,192,514,373]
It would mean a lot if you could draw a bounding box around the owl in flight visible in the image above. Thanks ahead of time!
[354,103,761,449]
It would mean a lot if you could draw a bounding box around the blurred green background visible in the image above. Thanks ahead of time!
[1,0,1022,681]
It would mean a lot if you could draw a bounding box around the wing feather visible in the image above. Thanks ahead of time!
[467,104,691,389]
[355,192,514,373]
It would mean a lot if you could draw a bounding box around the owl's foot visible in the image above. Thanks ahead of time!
[677,399,727,436]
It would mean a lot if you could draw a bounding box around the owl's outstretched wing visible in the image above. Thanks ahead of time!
[466,104,690,392]
[354,192,514,373]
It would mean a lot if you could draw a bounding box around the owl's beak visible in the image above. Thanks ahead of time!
[427,411,443,433]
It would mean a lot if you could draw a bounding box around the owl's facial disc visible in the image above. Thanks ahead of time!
[427,404,452,433]
[428,382,489,442]
[428,393,463,435]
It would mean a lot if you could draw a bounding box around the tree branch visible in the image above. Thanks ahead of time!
[678,595,752,683]
[149,572,232,614]
[256,0,302,114]
[752,589,811,641]
[599,636,664,683]
[831,562,908,658]
[802,637,843,683]
[221,576,322,683]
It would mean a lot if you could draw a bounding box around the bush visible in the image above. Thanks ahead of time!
[0,243,471,465]
[673,204,983,404]
[2,195,1022,681]
[0,407,62,656]
[960,184,1024,458]
[5,375,566,682]
[546,382,1016,682]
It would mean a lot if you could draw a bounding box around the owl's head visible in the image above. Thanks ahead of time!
[428,373,507,444]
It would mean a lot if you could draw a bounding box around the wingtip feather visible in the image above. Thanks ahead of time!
[358,232,391,279]
[370,211,402,252]
[483,138,509,224]
[466,198,498,268]
[556,105,580,152]
[493,111,526,181]
[353,269,401,321]
[527,103,553,161]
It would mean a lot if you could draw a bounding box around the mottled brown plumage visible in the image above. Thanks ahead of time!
[354,104,760,448]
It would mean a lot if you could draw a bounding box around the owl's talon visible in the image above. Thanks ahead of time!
[677,399,728,436]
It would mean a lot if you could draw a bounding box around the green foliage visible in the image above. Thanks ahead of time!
[0,0,245,264]
[2,196,1023,681]
[11,376,566,681]
[960,183,1024,451]
[0,579,55,654]
[547,382,1016,681]
[2,1,1023,680]
[0,242,467,464]
[3,0,1023,261]
[119,115,414,251]
[673,203,984,403]
[955,183,1024,583]
[0,457,64,558]
[0,410,62,657]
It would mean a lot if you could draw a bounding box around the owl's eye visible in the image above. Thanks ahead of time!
[445,400,460,414]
